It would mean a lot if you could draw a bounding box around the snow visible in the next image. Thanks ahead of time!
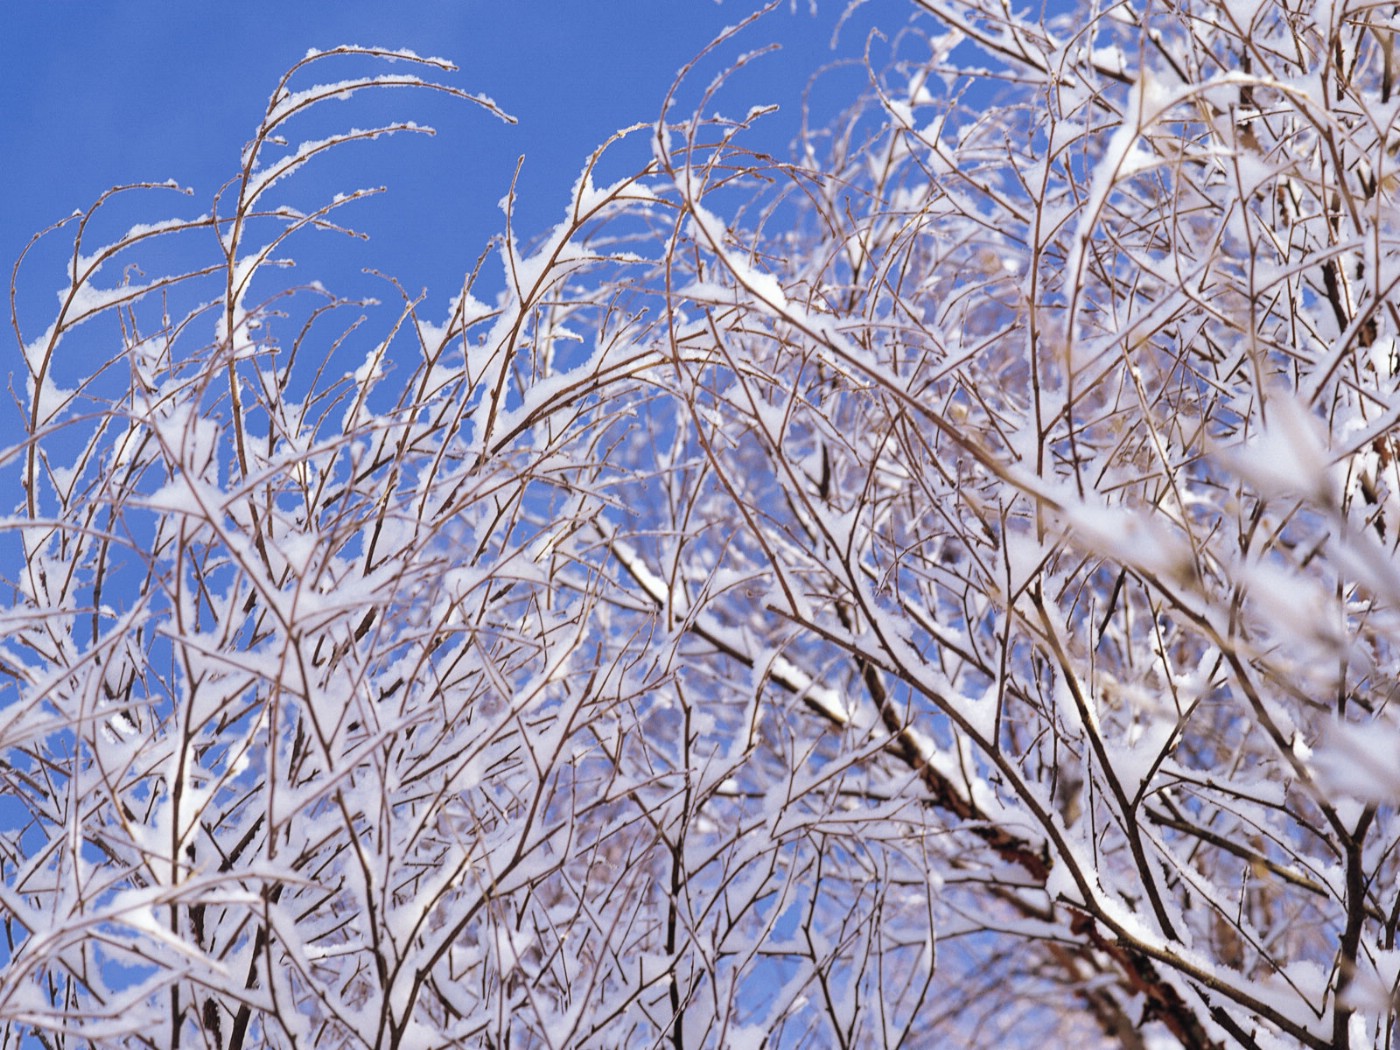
[1043,852,1085,906]
[267,74,443,126]
[248,124,425,199]
[1090,45,1130,77]
[686,202,790,313]
[25,376,74,427]
[302,44,454,68]
[1226,394,1336,504]
[20,319,60,374]
[1222,0,1262,25]
[144,472,212,518]
[1313,718,1400,806]
[1061,499,1193,584]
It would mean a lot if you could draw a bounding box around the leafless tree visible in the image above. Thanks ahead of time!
[4,0,1400,1046]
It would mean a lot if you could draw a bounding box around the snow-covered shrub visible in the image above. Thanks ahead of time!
[6,1,1400,1046]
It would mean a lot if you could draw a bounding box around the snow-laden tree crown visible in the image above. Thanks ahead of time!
[4,2,1400,1047]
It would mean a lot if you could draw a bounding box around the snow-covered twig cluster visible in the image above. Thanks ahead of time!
[5,2,1400,1045]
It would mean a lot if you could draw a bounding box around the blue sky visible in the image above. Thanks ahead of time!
[2,1,899,452]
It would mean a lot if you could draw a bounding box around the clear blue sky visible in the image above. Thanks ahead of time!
[2,1,898,451]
